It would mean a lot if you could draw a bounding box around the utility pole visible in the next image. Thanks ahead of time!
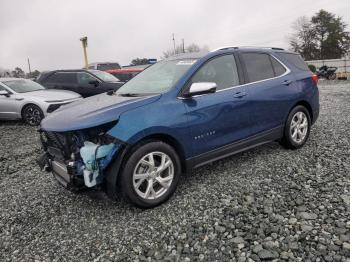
[172,33,176,54]
[80,36,89,69]
[27,58,32,75]
[182,39,185,53]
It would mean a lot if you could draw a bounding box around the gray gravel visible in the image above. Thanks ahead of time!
[1,81,350,261]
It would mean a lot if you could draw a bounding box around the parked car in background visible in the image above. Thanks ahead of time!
[37,47,319,208]
[87,62,121,71]
[0,78,81,126]
[37,69,124,97]
[106,64,151,82]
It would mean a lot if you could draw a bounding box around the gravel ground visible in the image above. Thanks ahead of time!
[0,81,349,262]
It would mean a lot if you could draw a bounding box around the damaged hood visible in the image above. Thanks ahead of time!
[41,93,161,132]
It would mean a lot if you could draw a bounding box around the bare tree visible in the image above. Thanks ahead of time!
[162,43,208,59]
[289,16,318,60]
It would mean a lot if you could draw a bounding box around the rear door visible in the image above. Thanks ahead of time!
[239,52,295,135]
[42,72,78,93]
[182,54,252,156]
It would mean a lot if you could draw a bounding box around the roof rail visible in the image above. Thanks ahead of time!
[211,46,238,52]
[211,46,285,52]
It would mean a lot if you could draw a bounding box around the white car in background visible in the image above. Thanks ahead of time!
[0,78,82,126]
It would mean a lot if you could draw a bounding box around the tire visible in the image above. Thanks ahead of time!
[22,104,44,126]
[281,105,311,149]
[328,73,336,80]
[113,141,181,208]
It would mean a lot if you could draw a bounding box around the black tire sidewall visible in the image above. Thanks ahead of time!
[119,141,181,208]
[23,104,44,126]
[284,105,311,149]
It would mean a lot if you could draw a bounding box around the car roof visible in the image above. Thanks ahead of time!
[88,62,120,65]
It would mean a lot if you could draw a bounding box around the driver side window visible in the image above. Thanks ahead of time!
[77,73,98,86]
[192,54,239,91]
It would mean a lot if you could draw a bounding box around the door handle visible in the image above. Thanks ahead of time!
[233,91,247,98]
[282,79,292,85]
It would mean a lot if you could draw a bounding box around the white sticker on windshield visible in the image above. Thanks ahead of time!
[176,60,197,65]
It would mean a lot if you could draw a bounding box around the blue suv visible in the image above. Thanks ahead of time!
[38,47,319,208]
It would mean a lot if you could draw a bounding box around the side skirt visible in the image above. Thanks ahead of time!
[186,126,284,170]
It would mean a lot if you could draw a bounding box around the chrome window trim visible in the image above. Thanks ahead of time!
[178,53,291,99]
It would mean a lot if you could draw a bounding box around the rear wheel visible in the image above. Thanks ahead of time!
[328,73,336,80]
[22,104,44,126]
[115,141,181,208]
[281,105,311,149]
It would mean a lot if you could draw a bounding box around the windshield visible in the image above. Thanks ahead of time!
[97,63,121,70]
[116,59,196,95]
[91,70,120,82]
[3,79,45,93]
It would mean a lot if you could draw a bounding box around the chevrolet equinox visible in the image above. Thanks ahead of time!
[37,47,319,208]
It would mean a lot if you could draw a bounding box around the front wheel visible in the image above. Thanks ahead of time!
[281,105,311,149]
[116,141,181,208]
[22,104,44,126]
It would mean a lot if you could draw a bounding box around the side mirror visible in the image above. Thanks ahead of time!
[183,82,217,97]
[0,90,10,97]
[88,80,100,87]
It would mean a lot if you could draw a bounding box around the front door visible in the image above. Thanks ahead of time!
[182,54,251,156]
[0,86,19,119]
[77,72,101,97]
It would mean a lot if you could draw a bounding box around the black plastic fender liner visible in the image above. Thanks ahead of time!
[104,144,130,199]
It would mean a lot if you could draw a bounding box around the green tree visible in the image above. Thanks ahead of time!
[289,10,350,60]
[131,58,149,66]
[311,10,350,59]
[26,70,40,79]
[11,67,25,78]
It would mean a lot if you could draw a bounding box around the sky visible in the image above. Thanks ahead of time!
[1,0,350,72]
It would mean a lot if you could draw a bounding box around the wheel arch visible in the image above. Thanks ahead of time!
[290,100,313,122]
[129,133,188,174]
[20,102,43,118]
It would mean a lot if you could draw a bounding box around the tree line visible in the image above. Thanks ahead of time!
[289,9,350,60]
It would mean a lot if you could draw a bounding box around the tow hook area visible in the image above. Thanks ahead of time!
[80,142,117,187]
[36,152,51,172]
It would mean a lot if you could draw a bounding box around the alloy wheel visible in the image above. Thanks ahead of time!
[290,111,308,144]
[24,106,42,126]
[133,152,174,200]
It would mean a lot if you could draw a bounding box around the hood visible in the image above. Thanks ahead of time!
[21,89,81,101]
[41,92,161,132]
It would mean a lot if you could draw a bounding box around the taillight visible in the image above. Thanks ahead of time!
[311,74,318,85]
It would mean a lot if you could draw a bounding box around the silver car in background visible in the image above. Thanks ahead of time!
[0,78,82,126]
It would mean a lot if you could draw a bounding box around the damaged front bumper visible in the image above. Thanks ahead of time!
[37,129,126,190]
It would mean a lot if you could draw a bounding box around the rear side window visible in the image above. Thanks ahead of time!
[192,54,239,91]
[97,63,121,71]
[241,53,275,82]
[270,56,286,76]
[45,72,77,84]
[279,53,309,71]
